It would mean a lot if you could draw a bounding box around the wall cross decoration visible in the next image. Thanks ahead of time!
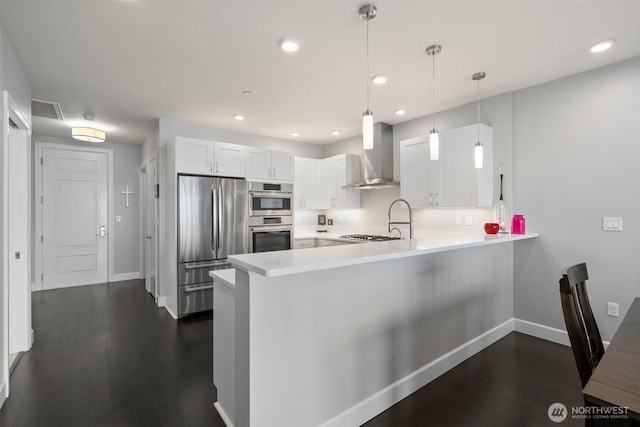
[121,185,134,208]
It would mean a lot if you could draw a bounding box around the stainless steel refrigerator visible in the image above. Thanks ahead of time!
[177,175,248,317]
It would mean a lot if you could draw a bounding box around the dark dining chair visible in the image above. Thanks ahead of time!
[559,263,605,388]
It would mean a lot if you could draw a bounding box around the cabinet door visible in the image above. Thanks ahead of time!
[176,137,214,175]
[319,158,334,209]
[271,150,294,181]
[439,127,474,207]
[294,157,318,209]
[245,147,271,179]
[214,142,245,177]
[400,136,431,208]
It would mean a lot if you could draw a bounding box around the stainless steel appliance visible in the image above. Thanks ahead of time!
[249,181,293,216]
[178,175,248,317]
[249,216,293,253]
[248,181,293,253]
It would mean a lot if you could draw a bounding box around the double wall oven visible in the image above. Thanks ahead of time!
[248,182,293,253]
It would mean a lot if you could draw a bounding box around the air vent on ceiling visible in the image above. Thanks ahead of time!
[32,99,64,120]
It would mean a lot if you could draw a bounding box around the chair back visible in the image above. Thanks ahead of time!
[559,263,605,387]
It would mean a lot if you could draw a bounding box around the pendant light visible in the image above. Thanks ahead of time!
[359,4,377,150]
[472,71,486,168]
[426,44,441,160]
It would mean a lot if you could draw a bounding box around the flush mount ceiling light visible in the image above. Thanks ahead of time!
[233,114,245,121]
[280,39,300,53]
[426,44,441,160]
[372,75,387,85]
[472,71,486,169]
[590,40,614,53]
[72,127,106,143]
[359,4,377,150]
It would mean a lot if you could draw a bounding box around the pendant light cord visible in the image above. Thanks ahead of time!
[366,17,370,111]
[477,77,480,141]
[431,53,436,130]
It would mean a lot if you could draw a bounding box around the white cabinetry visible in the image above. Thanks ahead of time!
[400,124,493,208]
[319,154,360,209]
[174,137,245,177]
[294,157,319,209]
[246,148,294,182]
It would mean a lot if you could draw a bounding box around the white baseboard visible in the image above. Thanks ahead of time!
[0,379,7,407]
[214,402,234,427]
[112,272,140,282]
[157,296,167,309]
[164,303,178,320]
[321,319,515,427]
[513,318,570,346]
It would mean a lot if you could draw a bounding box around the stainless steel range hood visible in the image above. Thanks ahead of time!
[346,122,399,190]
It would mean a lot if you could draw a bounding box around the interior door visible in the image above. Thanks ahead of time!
[42,147,108,288]
[145,156,158,300]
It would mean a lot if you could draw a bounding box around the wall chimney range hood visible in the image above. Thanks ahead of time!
[346,122,399,190]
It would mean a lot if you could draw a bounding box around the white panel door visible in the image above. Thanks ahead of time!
[42,148,108,288]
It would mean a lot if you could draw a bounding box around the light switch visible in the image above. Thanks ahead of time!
[116,215,122,223]
[465,216,473,226]
[455,215,462,225]
[602,217,622,231]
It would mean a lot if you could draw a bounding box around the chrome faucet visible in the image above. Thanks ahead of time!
[388,198,413,239]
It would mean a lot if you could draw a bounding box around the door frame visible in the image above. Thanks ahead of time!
[1,91,32,404]
[34,142,115,291]
[140,152,160,304]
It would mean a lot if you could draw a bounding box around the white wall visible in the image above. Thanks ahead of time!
[32,135,141,277]
[512,57,640,341]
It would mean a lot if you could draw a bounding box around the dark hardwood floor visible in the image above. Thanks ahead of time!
[1,280,586,426]
[1,280,224,427]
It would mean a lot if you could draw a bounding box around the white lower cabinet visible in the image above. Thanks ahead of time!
[400,124,493,208]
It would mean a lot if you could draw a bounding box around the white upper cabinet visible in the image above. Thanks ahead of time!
[400,124,493,208]
[175,137,216,175]
[294,157,319,209]
[213,142,246,177]
[319,154,360,209]
[174,137,245,177]
[246,148,294,182]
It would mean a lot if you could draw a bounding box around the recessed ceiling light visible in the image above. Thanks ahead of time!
[372,75,387,85]
[233,114,245,121]
[590,40,614,53]
[242,90,253,96]
[394,109,406,116]
[280,39,300,53]
[332,130,341,136]
[291,131,300,137]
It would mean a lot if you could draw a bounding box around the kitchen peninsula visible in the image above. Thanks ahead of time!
[213,231,536,427]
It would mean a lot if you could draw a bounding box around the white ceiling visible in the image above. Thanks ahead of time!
[2,1,639,146]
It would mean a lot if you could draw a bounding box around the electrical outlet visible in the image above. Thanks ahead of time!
[603,217,622,231]
[455,215,462,225]
[327,219,333,226]
[465,216,473,226]
[116,215,121,222]
[607,302,619,317]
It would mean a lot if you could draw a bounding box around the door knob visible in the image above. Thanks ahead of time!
[99,226,107,237]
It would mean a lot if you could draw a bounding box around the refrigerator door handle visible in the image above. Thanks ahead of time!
[217,181,223,259]
[212,184,219,256]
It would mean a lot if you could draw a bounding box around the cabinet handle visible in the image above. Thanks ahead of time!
[215,162,219,173]
[273,168,276,178]
[209,161,213,173]
[430,193,433,206]
[435,193,440,207]
[268,167,272,178]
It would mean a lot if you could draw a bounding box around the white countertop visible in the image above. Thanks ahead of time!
[210,268,236,289]
[229,231,537,277]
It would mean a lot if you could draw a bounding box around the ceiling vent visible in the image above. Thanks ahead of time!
[32,99,64,120]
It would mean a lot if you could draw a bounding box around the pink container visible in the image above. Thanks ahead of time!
[511,214,525,234]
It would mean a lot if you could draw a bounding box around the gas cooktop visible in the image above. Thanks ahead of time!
[339,234,401,242]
